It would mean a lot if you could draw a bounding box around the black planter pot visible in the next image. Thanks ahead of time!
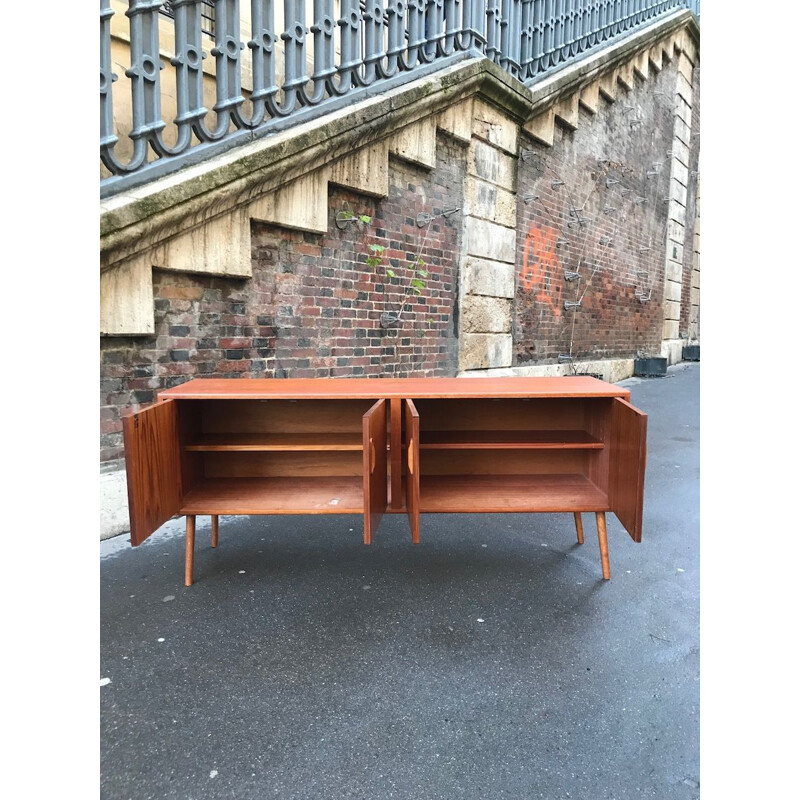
[633,357,667,377]
[682,345,700,362]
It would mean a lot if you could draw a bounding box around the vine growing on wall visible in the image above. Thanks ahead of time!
[338,206,434,336]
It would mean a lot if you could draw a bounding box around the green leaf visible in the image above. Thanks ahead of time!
[412,286,422,295]
[417,257,426,266]
[369,244,385,253]
[417,269,428,278]
[386,269,396,278]
[411,278,425,290]
[358,214,372,224]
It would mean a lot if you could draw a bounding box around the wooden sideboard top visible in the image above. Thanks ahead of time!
[157,376,630,401]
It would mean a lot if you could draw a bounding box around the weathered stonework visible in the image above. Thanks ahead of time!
[661,41,699,363]
[460,334,513,371]
[99,10,700,515]
[461,296,513,334]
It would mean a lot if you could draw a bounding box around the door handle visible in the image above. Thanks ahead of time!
[407,439,414,474]
[369,439,376,474]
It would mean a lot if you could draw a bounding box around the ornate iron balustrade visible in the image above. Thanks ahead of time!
[100,0,692,195]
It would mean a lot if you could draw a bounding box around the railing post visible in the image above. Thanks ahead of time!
[153,0,206,155]
[99,1,118,154]
[308,0,337,100]
[279,0,309,113]
[405,0,427,68]
[361,0,385,83]
[244,0,279,126]
[485,0,502,63]
[337,0,362,89]
[385,0,407,75]
[519,0,534,79]
[210,1,245,124]
[125,0,167,164]
[499,0,522,76]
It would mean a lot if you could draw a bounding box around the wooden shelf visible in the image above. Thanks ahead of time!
[180,477,365,515]
[418,474,609,513]
[185,433,363,452]
[419,430,603,450]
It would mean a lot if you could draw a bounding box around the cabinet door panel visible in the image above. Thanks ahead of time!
[362,399,387,544]
[122,399,182,546]
[405,399,420,543]
[610,397,647,542]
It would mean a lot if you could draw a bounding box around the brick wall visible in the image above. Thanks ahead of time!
[99,137,465,464]
[513,60,679,367]
[101,55,700,465]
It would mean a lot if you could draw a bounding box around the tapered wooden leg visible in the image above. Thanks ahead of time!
[595,511,610,580]
[211,515,219,548]
[573,512,585,545]
[185,515,196,587]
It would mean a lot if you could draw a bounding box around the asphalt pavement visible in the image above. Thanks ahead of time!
[101,364,700,800]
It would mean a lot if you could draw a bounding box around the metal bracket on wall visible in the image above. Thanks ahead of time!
[564,301,582,311]
[563,270,581,282]
[416,207,461,227]
[558,354,573,363]
[522,193,539,204]
[556,238,569,248]
[520,149,544,164]
[551,179,565,189]
[567,218,591,228]
[335,210,364,230]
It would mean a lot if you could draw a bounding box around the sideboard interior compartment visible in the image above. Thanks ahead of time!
[409,398,612,513]
[178,399,385,519]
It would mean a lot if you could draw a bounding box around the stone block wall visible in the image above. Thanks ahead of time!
[680,61,700,342]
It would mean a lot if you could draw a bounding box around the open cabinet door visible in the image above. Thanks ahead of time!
[609,397,647,542]
[404,399,420,544]
[122,399,183,546]
[362,399,387,545]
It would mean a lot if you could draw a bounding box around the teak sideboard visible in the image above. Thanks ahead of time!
[122,377,647,585]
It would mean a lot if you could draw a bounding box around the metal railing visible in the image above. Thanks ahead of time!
[101,1,692,195]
